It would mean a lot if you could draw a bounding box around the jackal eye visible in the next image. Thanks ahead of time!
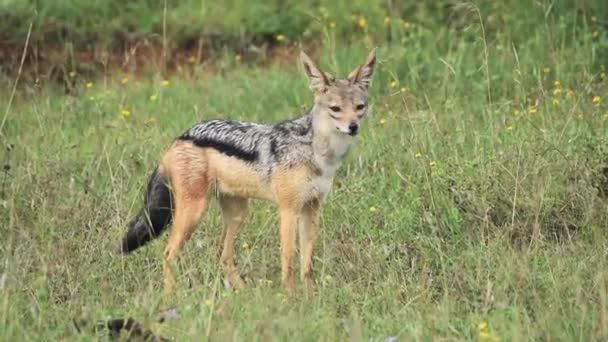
[329,106,341,112]
[356,104,366,110]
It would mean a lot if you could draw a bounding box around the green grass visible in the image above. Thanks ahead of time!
[2,1,608,341]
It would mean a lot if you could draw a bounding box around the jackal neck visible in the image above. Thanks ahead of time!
[310,109,352,172]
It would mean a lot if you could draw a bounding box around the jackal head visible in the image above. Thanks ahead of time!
[300,48,377,137]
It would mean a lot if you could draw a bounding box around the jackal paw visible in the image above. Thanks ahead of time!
[223,273,247,291]
[303,278,316,295]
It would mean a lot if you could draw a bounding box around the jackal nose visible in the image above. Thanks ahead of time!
[348,122,359,136]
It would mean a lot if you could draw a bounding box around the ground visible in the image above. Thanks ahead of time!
[1,1,608,341]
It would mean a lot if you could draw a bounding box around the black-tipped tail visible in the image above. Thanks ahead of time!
[119,167,172,254]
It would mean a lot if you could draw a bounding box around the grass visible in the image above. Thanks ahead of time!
[2,1,608,341]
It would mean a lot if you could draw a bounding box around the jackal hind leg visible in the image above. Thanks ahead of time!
[162,196,208,292]
[161,143,210,293]
[218,195,248,290]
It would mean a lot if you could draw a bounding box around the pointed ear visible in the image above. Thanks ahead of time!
[347,48,377,89]
[323,71,335,83]
[300,51,329,94]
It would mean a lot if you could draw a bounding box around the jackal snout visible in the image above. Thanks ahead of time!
[347,122,359,136]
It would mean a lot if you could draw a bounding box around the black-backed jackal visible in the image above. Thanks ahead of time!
[119,49,377,295]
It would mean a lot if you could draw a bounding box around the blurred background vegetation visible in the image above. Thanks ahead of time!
[1,0,607,80]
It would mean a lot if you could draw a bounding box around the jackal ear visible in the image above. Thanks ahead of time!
[300,51,329,94]
[323,71,335,82]
[347,48,377,89]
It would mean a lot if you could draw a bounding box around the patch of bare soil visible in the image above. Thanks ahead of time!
[1,33,321,87]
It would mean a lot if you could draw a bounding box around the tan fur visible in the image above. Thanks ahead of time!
[218,194,248,290]
[159,141,323,295]
[299,199,320,290]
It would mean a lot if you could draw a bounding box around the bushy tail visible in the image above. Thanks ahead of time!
[119,167,172,254]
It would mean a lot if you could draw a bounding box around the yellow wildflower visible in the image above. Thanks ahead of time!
[528,106,537,114]
[205,299,213,307]
[121,76,129,84]
[554,80,561,87]
[319,6,329,18]
[593,31,599,38]
[86,82,93,89]
[321,10,329,19]
[553,88,561,96]
[384,17,391,25]
[591,16,597,22]
[478,322,488,330]
[400,87,408,93]
[242,241,250,250]
[415,152,422,158]
[121,109,130,119]
[513,110,520,116]
[150,94,158,102]
[324,274,333,281]
[543,67,550,74]
[604,112,608,120]
[329,22,336,29]
[566,90,575,99]
[162,79,170,87]
[69,70,76,77]
[403,21,411,29]
[390,80,397,88]
[592,95,601,104]
[479,331,492,340]
[276,34,285,42]
[369,206,377,213]
[552,98,560,106]
[379,118,386,125]
[358,16,368,28]
[507,125,514,131]
[429,161,437,167]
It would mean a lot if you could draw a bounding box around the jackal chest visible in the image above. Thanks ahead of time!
[301,172,335,202]
[299,156,342,203]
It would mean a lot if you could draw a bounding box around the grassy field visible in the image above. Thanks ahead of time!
[2,1,608,341]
